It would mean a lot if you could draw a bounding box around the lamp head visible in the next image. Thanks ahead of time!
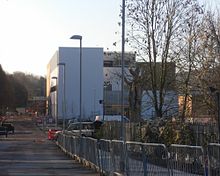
[70,35,82,40]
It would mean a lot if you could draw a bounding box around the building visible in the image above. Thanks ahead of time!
[140,62,179,119]
[141,90,178,119]
[103,52,135,116]
[103,53,179,120]
[47,47,103,122]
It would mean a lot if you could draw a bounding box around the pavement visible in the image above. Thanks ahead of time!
[0,116,100,176]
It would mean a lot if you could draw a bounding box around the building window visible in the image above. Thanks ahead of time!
[104,61,113,67]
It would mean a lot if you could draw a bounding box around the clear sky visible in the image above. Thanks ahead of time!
[0,0,219,76]
[0,0,121,76]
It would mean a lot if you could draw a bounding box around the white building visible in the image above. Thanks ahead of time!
[47,47,103,121]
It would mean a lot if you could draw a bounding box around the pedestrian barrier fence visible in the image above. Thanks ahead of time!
[125,142,171,176]
[98,139,112,175]
[208,143,220,175]
[111,140,125,173]
[169,144,205,176]
[56,133,219,176]
[81,137,99,167]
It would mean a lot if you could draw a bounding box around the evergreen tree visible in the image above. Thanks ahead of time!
[0,65,12,114]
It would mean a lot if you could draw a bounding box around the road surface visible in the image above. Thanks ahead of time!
[0,116,99,176]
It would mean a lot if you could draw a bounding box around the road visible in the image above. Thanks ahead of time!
[0,116,99,176]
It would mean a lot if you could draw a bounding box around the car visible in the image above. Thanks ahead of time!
[2,123,15,134]
[0,126,8,137]
[101,115,130,122]
[67,118,79,126]
[65,122,95,137]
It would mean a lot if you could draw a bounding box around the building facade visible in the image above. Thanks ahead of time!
[47,47,103,122]
[103,52,135,116]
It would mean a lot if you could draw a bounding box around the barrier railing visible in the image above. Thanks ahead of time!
[98,139,112,175]
[208,143,220,176]
[81,137,99,166]
[56,133,217,176]
[111,140,124,173]
[169,144,206,176]
[125,142,171,176]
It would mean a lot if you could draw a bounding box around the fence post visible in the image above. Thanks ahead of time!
[109,140,114,174]
[141,144,147,176]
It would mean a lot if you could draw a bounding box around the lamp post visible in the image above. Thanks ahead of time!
[58,63,66,130]
[70,35,82,136]
[209,87,220,143]
[51,76,58,128]
[120,0,126,172]
[121,0,125,142]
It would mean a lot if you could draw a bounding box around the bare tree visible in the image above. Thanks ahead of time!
[173,3,203,120]
[126,0,202,118]
[124,63,143,121]
[194,10,220,117]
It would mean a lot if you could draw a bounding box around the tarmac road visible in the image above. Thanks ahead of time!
[0,116,99,176]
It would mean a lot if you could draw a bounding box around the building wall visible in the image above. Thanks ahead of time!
[103,52,135,116]
[47,51,58,116]
[141,90,179,119]
[46,51,59,115]
[48,47,103,121]
[103,67,130,115]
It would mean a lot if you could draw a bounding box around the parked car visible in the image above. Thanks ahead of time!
[101,115,130,122]
[65,122,95,137]
[0,126,8,137]
[67,117,79,126]
[2,123,15,134]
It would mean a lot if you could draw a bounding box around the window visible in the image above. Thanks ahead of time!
[104,61,113,67]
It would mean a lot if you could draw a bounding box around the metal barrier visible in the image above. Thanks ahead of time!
[56,133,220,176]
[125,142,170,176]
[98,139,112,175]
[56,132,63,148]
[81,137,99,166]
[111,140,125,174]
[208,143,220,175]
[169,144,205,175]
[64,135,71,154]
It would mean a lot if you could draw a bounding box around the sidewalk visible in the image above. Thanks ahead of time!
[0,117,99,176]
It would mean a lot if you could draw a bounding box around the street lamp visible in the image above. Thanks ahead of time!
[121,0,125,142]
[58,63,66,130]
[51,76,58,128]
[209,87,220,143]
[120,0,126,172]
[70,35,82,136]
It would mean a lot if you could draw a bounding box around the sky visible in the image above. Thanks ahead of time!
[0,0,121,76]
[0,0,220,76]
